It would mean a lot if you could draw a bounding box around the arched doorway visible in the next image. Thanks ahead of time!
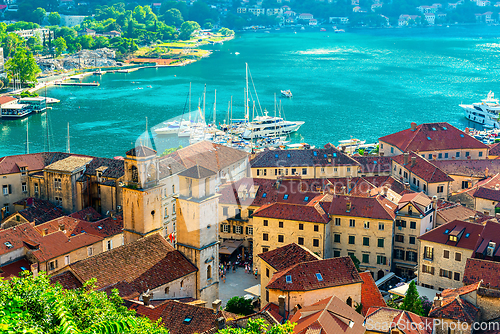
[377,270,384,280]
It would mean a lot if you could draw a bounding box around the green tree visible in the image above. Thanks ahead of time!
[400,281,424,316]
[54,36,67,57]
[218,318,295,333]
[0,273,169,334]
[179,21,200,40]
[5,48,41,85]
[79,35,94,49]
[94,35,110,48]
[163,8,184,27]
[48,12,61,25]
[32,7,47,25]
[349,254,361,272]
[225,296,254,316]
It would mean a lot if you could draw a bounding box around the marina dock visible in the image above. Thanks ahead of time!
[55,82,100,86]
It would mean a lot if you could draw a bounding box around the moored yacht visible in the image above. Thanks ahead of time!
[460,91,500,129]
[241,111,304,140]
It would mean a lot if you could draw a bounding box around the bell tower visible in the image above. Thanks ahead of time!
[176,165,220,304]
[123,146,163,244]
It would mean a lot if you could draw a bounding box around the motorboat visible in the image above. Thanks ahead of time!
[154,120,193,135]
[241,111,304,140]
[460,91,500,129]
[281,90,292,98]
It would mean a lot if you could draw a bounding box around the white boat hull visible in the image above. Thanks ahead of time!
[462,105,499,129]
[242,121,304,140]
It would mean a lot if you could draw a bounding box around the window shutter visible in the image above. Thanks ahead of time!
[232,226,236,234]
[422,265,425,273]
[220,224,224,232]
[440,269,443,277]
[8,185,11,194]
[55,260,58,268]
[431,267,435,275]
[245,227,249,235]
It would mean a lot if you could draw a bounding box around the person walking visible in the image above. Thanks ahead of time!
[254,268,258,279]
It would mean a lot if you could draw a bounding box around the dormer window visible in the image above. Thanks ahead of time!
[316,273,323,281]
[286,275,292,283]
[283,194,289,200]
[449,235,458,242]
[20,167,27,176]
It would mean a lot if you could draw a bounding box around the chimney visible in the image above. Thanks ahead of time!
[85,213,92,221]
[42,228,48,236]
[469,215,476,223]
[485,167,489,177]
[23,200,27,209]
[432,195,438,211]
[142,293,151,306]
[410,122,417,131]
[212,299,222,314]
[381,186,388,196]
[380,152,384,157]
[346,201,352,212]
[433,295,442,308]
[278,295,286,317]
[411,156,416,167]
[496,184,500,191]
[465,127,470,134]
[59,224,65,231]
[215,317,226,330]
[30,263,38,277]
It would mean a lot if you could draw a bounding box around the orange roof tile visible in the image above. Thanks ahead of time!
[360,272,386,316]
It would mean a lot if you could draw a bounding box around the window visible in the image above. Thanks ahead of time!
[164,207,168,218]
[313,239,319,247]
[424,246,434,260]
[278,235,284,243]
[279,221,283,228]
[165,287,170,295]
[364,221,370,229]
[107,240,113,250]
[262,247,269,253]
[2,185,8,195]
[172,185,175,193]
[395,235,404,243]
[286,275,292,283]
[88,247,93,256]
[444,250,449,259]
[462,180,469,189]
[349,219,355,227]
[48,260,58,271]
[428,154,432,160]
[172,203,176,214]
[422,264,434,275]
[64,255,70,265]
[440,269,452,279]
[21,182,27,193]
[321,167,325,173]
[248,209,254,217]
[348,236,355,244]
[396,220,406,228]
[262,192,267,198]
[334,234,341,243]
[362,254,369,264]
[454,272,460,281]
[222,224,230,233]
[54,178,62,189]
[283,194,289,200]
[246,227,253,235]
[455,252,462,261]
[394,249,405,260]
[423,184,427,192]
[55,197,62,206]
[363,237,370,246]
[409,236,416,245]
[438,153,442,159]
[335,218,341,226]
[378,238,384,248]
[456,152,460,158]
[377,255,387,265]
[479,151,483,157]
[465,151,470,157]
[333,250,341,257]
[266,268,270,277]
[379,223,384,230]
[34,183,39,194]
[406,251,417,262]
[235,226,243,234]
[291,168,296,175]
[302,168,307,175]
[347,167,351,172]
[410,221,416,229]
[263,233,268,241]
[314,225,319,232]
[437,185,444,193]
[444,153,449,158]
[207,265,212,280]
[391,147,394,153]
[298,237,304,245]
[299,223,304,230]
[223,207,228,216]
[316,273,323,281]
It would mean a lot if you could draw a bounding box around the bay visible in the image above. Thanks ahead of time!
[2,25,500,158]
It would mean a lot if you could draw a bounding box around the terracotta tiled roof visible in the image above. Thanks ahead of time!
[436,203,482,224]
[260,303,288,324]
[472,220,500,258]
[392,152,453,183]
[489,142,500,156]
[360,272,386,316]
[45,156,93,172]
[250,147,359,168]
[289,296,366,334]
[0,223,42,256]
[0,153,46,175]
[253,202,329,223]
[266,257,362,291]
[429,296,479,323]
[126,146,156,157]
[35,215,123,239]
[127,300,225,334]
[163,141,248,173]
[12,198,65,225]
[365,307,433,334]
[379,122,488,152]
[178,165,216,179]
[257,243,320,271]
[31,231,103,262]
[473,186,500,201]
[50,271,83,290]
[66,234,197,298]
[69,207,103,221]
[463,258,500,289]
[0,96,17,106]
[438,282,481,306]
[0,258,31,279]
[84,157,125,179]
[352,156,392,174]
[433,159,500,177]
[418,220,483,250]
[323,194,397,221]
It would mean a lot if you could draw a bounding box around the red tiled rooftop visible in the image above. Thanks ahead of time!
[266,257,362,291]
[418,220,483,250]
[429,295,479,323]
[463,258,500,289]
[0,258,31,279]
[379,122,488,152]
[323,194,397,221]
[253,202,329,223]
[257,243,320,271]
[473,186,500,202]
[365,307,433,334]
[392,152,453,183]
[360,272,386,316]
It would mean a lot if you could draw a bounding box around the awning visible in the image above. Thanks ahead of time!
[244,284,261,297]
[389,281,440,301]
[393,262,418,269]
[219,240,243,255]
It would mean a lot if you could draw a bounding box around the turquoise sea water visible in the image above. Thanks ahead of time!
[2,25,500,158]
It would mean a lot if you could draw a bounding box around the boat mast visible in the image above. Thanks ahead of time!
[245,63,249,123]
[145,116,148,147]
[213,89,217,126]
[67,122,70,153]
[26,119,29,154]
